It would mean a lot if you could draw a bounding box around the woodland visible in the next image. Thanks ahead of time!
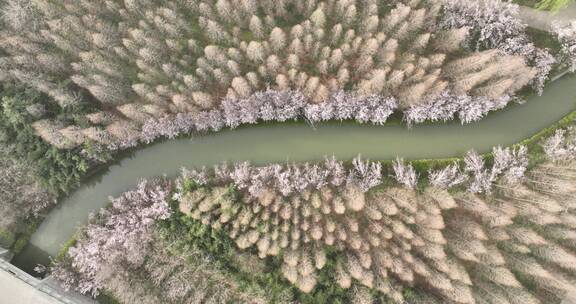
[0,0,562,151]
[0,0,575,303]
[52,130,576,304]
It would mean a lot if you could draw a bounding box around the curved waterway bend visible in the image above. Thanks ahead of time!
[13,75,576,272]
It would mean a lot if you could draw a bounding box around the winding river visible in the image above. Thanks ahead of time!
[11,74,576,273]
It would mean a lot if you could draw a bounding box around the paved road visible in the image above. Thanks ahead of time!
[0,267,97,304]
[0,248,95,304]
[519,2,576,31]
[0,268,65,304]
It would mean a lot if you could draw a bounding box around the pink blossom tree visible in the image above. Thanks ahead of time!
[51,179,172,297]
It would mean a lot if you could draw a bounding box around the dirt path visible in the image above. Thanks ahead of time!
[519,3,576,31]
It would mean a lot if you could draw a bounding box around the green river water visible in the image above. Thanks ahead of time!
[11,74,576,273]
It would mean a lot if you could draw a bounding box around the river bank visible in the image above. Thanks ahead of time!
[9,73,576,274]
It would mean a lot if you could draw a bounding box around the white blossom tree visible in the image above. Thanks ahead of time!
[552,20,576,72]
[463,150,493,193]
[52,179,172,296]
[541,128,576,161]
[391,157,418,189]
[491,145,528,184]
[440,0,555,93]
[350,155,382,191]
[429,162,468,188]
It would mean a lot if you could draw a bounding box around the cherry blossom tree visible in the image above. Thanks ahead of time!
[463,150,493,193]
[440,0,524,50]
[463,145,528,193]
[404,92,514,125]
[491,145,528,184]
[541,128,576,161]
[391,157,418,189]
[52,179,172,296]
[440,0,555,93]
[349,155,382,191]
[0,146,55,230]
[429,162,468,188]
[552,20,576,72]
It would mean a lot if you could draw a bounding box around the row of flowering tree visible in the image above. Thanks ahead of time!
[0,0,564,150]
[51,128,576,303]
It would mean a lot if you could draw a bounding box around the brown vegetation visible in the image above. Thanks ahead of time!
[0,0,537,148]
[178,160,576,303]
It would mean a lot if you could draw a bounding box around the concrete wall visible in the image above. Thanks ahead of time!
[0,246,12,261]
[0,247,96,304]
